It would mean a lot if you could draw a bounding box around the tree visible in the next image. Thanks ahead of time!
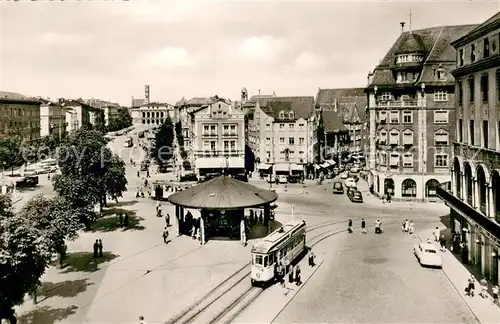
[0,138,22,173]
[0,195,53,324]
[151,117,174,164]
[107,109,132,132]
[103,154,127,204]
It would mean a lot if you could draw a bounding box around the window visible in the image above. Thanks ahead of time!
[433,111,448,124]
[289,137,295,145]
[435,153,448,168]
[402,111,412,124]
[203,125,210,135]
[389,153,399,167]
[434,90,448,102]
[390,111,399,123]
[203,140,210,151]
[471,44,476,63]
[459,49,464,66]
[458,119,463,142]
[458,80,463,104]
[223,140,229,151]
[403,153,413,167]
[279,111,285,119]
[436,69,446,81]
[379,152,387,166]
[379,111,387,122]
[230,140,236,151]
[434,129,449,145]
[470,120,475,145]
[379,130,387,144]
[483,120,489,148]
[279,137,285,144]
[299,123,304,130]
[265,124,270,131]
[403,129,413,145]
[266,137,270,145]
[299,137,304,145]
[389,130,400,145]
[223,125,229,133]
[468,76,475,102]
[381,92,391,101]
[210,141,216,151]
[289,123,295,130]
[401,179,417,197]
[230,125,236,134]
[289,111,295,119]
[279,123,285,129]
[481,74,489,102]
[484,37,490,58]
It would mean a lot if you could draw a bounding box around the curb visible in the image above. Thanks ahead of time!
[416,231,481,324]
[12,197,23,205]
[270,255,325,323]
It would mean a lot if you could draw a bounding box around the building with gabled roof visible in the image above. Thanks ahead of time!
[366,24,477,201]
[248,96,317,178]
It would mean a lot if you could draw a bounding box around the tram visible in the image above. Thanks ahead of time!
[250,220,306,286]
[124,137,133,148]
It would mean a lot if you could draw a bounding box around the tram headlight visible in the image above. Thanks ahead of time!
[256,273,260,278]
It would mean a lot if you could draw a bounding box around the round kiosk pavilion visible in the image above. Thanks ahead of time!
[167,175,278,245]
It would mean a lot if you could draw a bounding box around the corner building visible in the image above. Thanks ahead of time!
[366,25,476,200]
[438,12,500,284]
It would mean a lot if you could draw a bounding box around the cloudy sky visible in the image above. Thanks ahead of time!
[0,0,498,106]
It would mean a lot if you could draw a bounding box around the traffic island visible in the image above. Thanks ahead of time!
[232,253,325,323]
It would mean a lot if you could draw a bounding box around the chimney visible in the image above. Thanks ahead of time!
[258,89,261,95]
[400,22,406,32]
[367,71,374,86]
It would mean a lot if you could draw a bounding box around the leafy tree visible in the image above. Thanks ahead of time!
[0,195,53,323]
[0,138,22,173]
[107,109,132,132]
[151,116,174,164]
[103,154,128,204]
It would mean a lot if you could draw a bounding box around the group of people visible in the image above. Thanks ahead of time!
[92,239,104,258]
[346,218,380,234]
[465,274,499,304]
[275,262,302,288]
[402,219,415,235]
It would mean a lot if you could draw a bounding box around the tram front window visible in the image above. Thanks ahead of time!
[263,256,268,267]
[255,255,263,265]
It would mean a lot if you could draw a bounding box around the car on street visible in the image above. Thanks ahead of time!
[414,242,442,268]
[345,178,356,187]
[16,176,39,188]
[348,190,363,203]
[332,181,344,194]
[278,175,288,183]
[340,172,348,179]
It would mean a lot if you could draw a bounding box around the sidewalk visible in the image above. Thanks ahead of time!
[232,253,325,323]
[417,228,500,324]
[356,179,448,213]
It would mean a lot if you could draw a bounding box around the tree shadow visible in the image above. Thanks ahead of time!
[90,208,145,232]
[38,279,93,300]
[107,200,138,208]
[61,252,119,273]
[17,305,78,324]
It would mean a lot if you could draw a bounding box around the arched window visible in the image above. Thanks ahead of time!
[402,129,413,145]
[425,179,440,197]
[289,111,295,119]
[402,178,417,197]
[389,129,400,145]
[435,129,449,146]
[389,153,399,168]
[379,130,387,144]
[279,111,285,119]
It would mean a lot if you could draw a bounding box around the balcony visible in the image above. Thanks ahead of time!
[194,150,244,158]
[436,182,500,238]
[222,132,238,137]
[202,132,218,137]
[375,100,418,108]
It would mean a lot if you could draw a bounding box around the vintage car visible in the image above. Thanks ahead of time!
[332,181,344,194]
[414,242,442,268]
[348,190,363,203]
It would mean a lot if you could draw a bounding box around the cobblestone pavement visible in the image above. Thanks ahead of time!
[274,220,478,323]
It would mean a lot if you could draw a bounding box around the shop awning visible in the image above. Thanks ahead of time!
[289,164,303,171]
[320,163,330,168]
[314,164,321,170]
[257,163,272,170]
[274,164,289,172]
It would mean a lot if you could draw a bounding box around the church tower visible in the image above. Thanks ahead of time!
[241,87,248,103]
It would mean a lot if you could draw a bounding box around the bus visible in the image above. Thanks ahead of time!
[124,137,133,148]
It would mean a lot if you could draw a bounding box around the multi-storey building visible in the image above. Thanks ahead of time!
[249,96,316,177]
[175,97,216,151]
[319,110,349,166]
[84,99,120,126]
[192,99,246,177]
[0,91,41,141]
[437,12,500,285]
[366,24,476,200]
[39,99,67,139]
[130,102,175,126]
[60,99,99,133]
[315,88,368,156]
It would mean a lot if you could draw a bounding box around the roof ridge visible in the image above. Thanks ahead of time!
[416,26,444,84]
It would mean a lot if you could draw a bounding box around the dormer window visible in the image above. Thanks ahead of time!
[380,92,392,101]
[435,69,446,81]
[279,111,285,119]
[288,111,295,119]
[396,53,423,64]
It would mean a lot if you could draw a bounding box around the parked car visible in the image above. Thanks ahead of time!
[278,175,288,183]
[345,178,357,187]
[332,181,344,194]
[346,186,358,196]
[348,190,363,203]
[16,176,39,188]
[414,242,442,268]
[340,172,348,179]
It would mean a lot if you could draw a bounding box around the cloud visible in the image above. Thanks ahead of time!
[237,35,286,61]
[293,51,325,72]
[145,47,195,69]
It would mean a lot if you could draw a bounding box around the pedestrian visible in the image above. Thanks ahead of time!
[277,262,285,288]
[137,170,140,178]
[404,219,409,232]
[492,285,499,305]
[139,315,146,324]
[124,213,129,227]
[118,213,123,227]
[361,218,366,234]
[136,191,140,198]
[439,234,446,251]
[93,239,99,258]
[163,227,169,243]
[288,265,294,283]
[308,250,316,267]
[98,239,103,257]
[466,275,475,297]
[434,227,440,242]
[348,219,353,233]
[480,277,488,298]
[295,265,301,285]
[284,258,291,276]
[165,213,170,227]
[401,220,406,232]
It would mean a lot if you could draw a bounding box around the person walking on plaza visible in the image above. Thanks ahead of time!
[348,219,353,233]
[288,265,294,283]
[124,213,129,227]
[93,240,99,258]
[480,277,488,298]
[98,239,103,257]
[361,218,366,234]
[277,262,285,288]
[404,219,409,233]
[466,275,475,297]
[433,227,440,242]
[308,250,316,267]
[409,221,414,235]
[165,213,171,227]
[118,213,123,227]
[295,265,301,285]
[492,285,499,305]
[439,234,446,251]
[163,227,169,244]
[139,315,146,324]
